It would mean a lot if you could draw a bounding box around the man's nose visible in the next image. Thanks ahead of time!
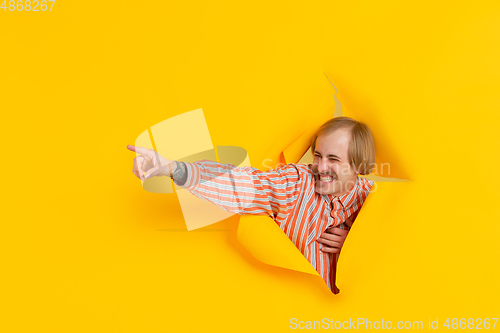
[317,158,329,174]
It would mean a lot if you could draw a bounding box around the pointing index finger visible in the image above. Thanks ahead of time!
[127,145,150,155]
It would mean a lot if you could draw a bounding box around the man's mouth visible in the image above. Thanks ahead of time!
[318,175,336,183]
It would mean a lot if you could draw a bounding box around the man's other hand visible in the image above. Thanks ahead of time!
[317,218,353,254]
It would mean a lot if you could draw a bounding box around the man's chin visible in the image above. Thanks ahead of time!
[315,183,335,195]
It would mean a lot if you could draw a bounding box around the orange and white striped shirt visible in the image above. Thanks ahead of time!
[175,160,374,292]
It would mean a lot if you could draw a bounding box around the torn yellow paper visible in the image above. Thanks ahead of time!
[282,128,317,166]
[237,215,320,276]
[134,76,411,291]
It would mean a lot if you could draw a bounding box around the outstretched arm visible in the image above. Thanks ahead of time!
[127,145,303,218]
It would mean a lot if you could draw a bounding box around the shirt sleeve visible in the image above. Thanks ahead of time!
[174,160,304,218]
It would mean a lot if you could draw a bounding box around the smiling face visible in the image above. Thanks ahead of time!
[312,128,359,196]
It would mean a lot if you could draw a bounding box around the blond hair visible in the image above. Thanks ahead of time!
[310,117,376,175]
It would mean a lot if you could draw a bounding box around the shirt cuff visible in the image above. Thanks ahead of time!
[173,161,200,191]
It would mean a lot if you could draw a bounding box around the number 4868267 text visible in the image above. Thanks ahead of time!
[1,0,56,11]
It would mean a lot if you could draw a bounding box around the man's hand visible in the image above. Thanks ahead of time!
[317,218,353,254]
[127,145,176,181]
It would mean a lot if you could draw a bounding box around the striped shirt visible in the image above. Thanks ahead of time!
[175,160,374,292]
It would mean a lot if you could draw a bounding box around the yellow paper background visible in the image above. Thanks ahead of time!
[2,1,500,332]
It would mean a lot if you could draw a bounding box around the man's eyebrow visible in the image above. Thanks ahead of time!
[313,150,341,160]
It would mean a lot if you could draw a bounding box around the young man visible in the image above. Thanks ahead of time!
[127,117,376,293]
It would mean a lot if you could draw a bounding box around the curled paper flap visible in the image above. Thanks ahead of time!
[324,72,343,118]
[237,215,320,275]
[283,129,317,166]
